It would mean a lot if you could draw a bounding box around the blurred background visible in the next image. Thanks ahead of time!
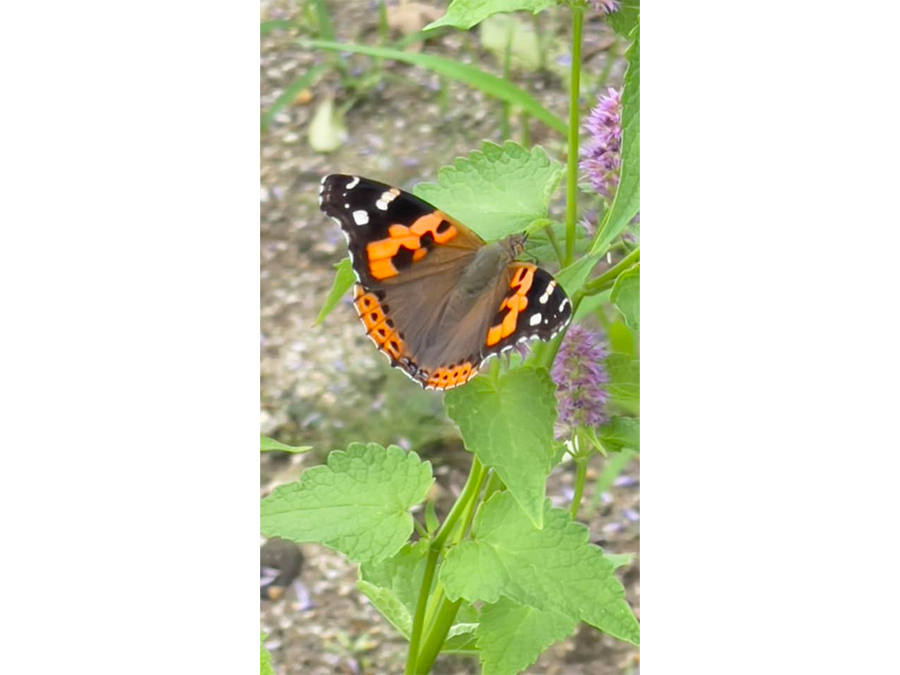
[260,1,639,672]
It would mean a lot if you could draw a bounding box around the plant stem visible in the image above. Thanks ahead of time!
[580,246,639,297]
[571,455,588,519]
[405,457,485,675]
[564,6,584,266]
[415,594,462,673]
[544,224,565,266]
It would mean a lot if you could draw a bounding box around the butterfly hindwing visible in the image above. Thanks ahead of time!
[482,264,572,359]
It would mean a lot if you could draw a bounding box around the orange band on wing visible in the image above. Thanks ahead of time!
[353,286,406,360]
[426,361,476,390]
[485,263,536,347]
[410,212,458,244]
[365,211,458,280]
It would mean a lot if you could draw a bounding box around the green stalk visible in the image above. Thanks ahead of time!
[580,246,640,297]
[570,455,588,519]
[415,469,492,672]
[415,595,462,673]
[564,6,584,266]
[405,457,486,675]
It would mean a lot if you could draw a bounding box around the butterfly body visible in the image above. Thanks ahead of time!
[319,174,571,390]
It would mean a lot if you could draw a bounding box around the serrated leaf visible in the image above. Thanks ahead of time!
[610,263,639,331]
[357,579,414,636]
[260,633,274,675]
[606,353,639,404]
[441,492,640,645]
[414,141,563,241]
[426,0,557,31]
[592,24,639,254]
[358,541,476,644]
[606,0,639,37]
[306,40,566,136]
[260,443,433,564]
[480,14,540,72]
[260,435,312,453]
[445,367,557,528]
[598,416,640,453]
[357,540,429,637]
[476,597,577,675]
[315,257,355,326]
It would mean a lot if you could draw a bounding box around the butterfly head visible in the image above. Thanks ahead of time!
[502,233,528,259]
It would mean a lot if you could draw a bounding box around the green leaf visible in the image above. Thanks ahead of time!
[441,492,640,645]
[307,96,347,153]
[260,633,274,675]
[426,0,557,31]
[605,551,635,569]
[260,63,330,132]
[607,319,636,357]
[413,141,563,242]
[610,263,639,331]
[476,598,577,675]
[445,367,557,528]
[260,434,312,454]
[315,258,356,326]
[357,540,430,637]
[525,220,588,264]
[598,417,640,453]
[606,0,639,37]
[592,24,639,254]
[260,443,433,565]
[606,353,639,405]
[424,500,439,534]
[304,40,566,136]
[479,14,540,72]
[554,252,602,296]
[442,622,479,653]
[358,541,477,646]
[573,288,611,322]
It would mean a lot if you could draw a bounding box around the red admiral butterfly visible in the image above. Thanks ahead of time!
[320,175,572,390]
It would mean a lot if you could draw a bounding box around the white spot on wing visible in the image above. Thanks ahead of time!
[539,280,556,304]
[559,298,569,312]
[346,176,359,190]
[376,200,388,211]
[529,313,542,326]
[352,210,369,226]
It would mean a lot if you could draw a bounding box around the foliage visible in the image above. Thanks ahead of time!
[260,434,312,453]
[263,2,641,673]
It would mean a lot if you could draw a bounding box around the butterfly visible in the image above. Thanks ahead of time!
[319,174,572,390]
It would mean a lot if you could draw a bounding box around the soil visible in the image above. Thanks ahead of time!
[260,2,638,673]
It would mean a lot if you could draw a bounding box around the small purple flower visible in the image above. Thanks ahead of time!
[580,88,622,199]
[590,0,620,15]
[552,325,610,434]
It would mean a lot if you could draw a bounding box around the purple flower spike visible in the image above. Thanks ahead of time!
[580,88,622,199]
[552,325,610,435]
[590,0,620,13]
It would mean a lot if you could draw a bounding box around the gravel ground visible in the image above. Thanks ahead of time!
[260,2,638,672]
